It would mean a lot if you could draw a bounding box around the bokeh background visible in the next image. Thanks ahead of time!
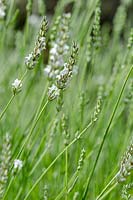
[15,0,133,30]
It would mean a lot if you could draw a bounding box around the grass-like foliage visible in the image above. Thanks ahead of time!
[0,0,133,199]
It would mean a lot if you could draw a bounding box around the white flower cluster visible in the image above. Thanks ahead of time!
[47,84,60,100]
[44,13,71,79]
[0,0,6,19]
[13,159,23,171]
[57,42,78,89]
[12,79,22,95]
[56,63,71,89]
[116,139,133,183]
[46,13,78,101]
[122,183,133,200]
[77,148,86,171]
[44,43,69,79]
[47,42,78,101]
[25,17,48,69]
[12,159,23,175]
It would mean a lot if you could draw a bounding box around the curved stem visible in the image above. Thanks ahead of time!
[23,121,93,200]
[14,187,22,200]
[65,147,68,200]
[55,146,97,200]
[3,100,49,200]
[25,84,49,156]
[55,172,78,200]
[0,95,15,121]
[96,174,117,200]
[6,0,15,26]
[24,15,29,46]
[21,69,28,81]
[82,65,133,199]
[0,69,27,122]
[2,177,14,200]
[3,90,48,200]
[16,100,48,159]
[97,182,118,200]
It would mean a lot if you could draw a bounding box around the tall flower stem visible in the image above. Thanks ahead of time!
[96,175,117,200]
[97,182,118,200]
[0,69,27,122]
[82,65,133,199]
[23,121,93,200]
[65,146,68,200]
[0,95,15,121]
[16,100,49,159]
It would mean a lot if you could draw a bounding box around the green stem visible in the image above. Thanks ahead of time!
[1,0,15,48]
[55,172,78,200]
[97,182,118,200]
[2,177,14,200]
[65,147,68,200]
[0,95,15,121]
[21,69,28,81]
[55,147,96,200]
[82,65,133,199]
[23,121,93,200]
[24,16,29,46]
[23,84,48,157]
[29,138,48,176]
[3,88,48,200]
[14,187,22,200]
[0,69,27,121]
[3,100,49,200]
[16,100,48,159]
[6,0,15,26]
[96,175,117,200]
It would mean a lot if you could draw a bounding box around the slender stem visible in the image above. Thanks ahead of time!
[2,177,14,200]
[29,123,52,174]
[24,148,68,200]
[3,100,49,200]
[55,172,78,200]
[65,147,68,200]
[29,140,48,176]
[14,187,22,200]
[16,100,48,159]
[55,147,96,200]
[32,82,48,120]
[82,65,133,200]
[97,182,118,200]
[29,119,58,176]
[6,0,15,26]
[23,83,48,158]
[23,121,93,200]
[24,16,29,46]
[1,24,6,50]
[96,175,117,200]
[3,90,48,200]
[1,0,15,48]
[0,95,15,121]
[21,69,28,81]
[0,69,27,122]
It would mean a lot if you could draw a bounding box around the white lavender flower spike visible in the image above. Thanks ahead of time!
[12,79,22,95]
[48,84,60,101]
[25,17,48,70]
[116,138,133,183]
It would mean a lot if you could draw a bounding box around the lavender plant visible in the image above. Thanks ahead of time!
[0,0,132,200]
